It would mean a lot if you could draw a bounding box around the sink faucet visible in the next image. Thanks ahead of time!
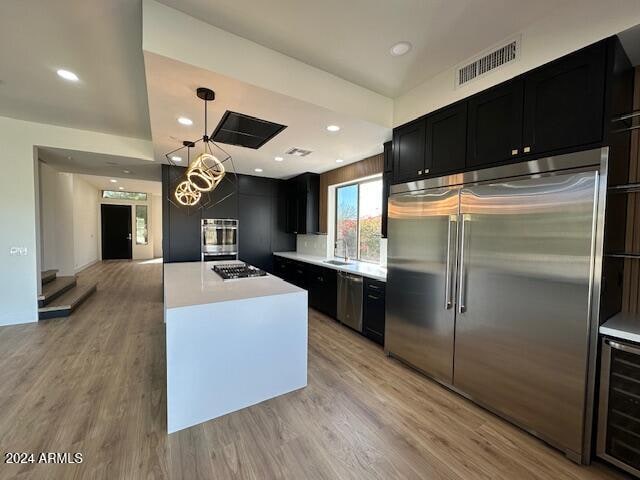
[335,239,350,261]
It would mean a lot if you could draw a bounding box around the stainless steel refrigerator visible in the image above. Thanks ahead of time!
[385,148,608,464]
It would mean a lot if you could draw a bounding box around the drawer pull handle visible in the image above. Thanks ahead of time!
[511,149,518,155]
[523,146,531,153]
[368,294,380,300]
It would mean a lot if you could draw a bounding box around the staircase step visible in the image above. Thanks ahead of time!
[38,276,77,307]
[41,270,58,285]
[38,283,97,320]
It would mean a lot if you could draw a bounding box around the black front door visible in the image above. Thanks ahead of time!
[101,204,132,260]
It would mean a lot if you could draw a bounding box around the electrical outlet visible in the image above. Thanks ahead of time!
[9,247,28,256]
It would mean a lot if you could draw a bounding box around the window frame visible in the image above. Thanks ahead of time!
[135,204,149,245]
[102,190,148,201]
[333,176,382,264]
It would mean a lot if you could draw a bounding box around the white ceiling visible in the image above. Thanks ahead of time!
[144,52,389,178]
[38,147,161,182]
[156,0,572,97]
[78,174,162,195]
[0,0,150,139]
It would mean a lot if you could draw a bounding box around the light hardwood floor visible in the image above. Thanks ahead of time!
[0,260,624,479]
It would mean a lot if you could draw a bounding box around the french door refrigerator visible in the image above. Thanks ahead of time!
[385,148,607,464]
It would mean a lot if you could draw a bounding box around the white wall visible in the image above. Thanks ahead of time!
[152,194,163,258]
[393,0,640,126]
[0,115,153,326]
[73,176,99,272]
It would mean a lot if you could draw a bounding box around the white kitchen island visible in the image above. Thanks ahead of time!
[163,261,307,433]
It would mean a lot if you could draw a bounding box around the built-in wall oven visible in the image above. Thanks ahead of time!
[201,219,238,261]
[598,335,640,477]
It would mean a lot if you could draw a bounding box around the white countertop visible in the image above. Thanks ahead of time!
[164,261,304,310]
[273,252,387,282]
[600,312,640,344]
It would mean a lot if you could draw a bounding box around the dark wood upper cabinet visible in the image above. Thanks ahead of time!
[285,173,319,234]
[425,102,467,176]
[522,42,606,155]
[392,118,426,183]
[467,80,524,168]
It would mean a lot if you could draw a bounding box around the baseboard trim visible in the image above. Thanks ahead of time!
[75,259,99,274]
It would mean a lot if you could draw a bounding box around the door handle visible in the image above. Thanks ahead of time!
[126,233,132,240]
[444,215,456,310]
[458,215,468,314]
[605,339,640,356]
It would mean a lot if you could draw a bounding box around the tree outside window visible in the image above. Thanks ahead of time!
[335,178,382,263]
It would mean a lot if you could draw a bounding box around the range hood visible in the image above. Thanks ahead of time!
[211,111,286,149]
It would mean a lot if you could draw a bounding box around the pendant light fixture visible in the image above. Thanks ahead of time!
[165,88,237,213]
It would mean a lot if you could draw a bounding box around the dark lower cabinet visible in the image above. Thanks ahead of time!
[306,264,337,318]
[363,278,385,346]
[467,80,524,168]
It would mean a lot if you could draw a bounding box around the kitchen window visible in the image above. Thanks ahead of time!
[135,205,148,245]
[334,177,382,263]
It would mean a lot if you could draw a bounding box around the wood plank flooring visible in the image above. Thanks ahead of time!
[0,260,623,479]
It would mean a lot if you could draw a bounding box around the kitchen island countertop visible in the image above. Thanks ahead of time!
[164,260,304,309]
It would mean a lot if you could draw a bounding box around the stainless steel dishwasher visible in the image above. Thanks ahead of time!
[337,271,363,332]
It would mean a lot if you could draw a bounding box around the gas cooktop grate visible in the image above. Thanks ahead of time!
[212,263,267,280]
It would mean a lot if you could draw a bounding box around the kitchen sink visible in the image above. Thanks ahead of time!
[324,259,353,266]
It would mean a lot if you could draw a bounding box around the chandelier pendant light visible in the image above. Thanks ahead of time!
[164,87,237,213]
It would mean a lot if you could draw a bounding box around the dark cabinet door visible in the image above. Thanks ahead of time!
[523,42,606,155]
[363,278,385,345]
[284,173,319,234]
[467,80,524,168]
[307,264,337,318]
[383,141,393,173]
[425,102,467,176]
[392,118,426,183]
[238,194,272,272]
[291,261,308,289]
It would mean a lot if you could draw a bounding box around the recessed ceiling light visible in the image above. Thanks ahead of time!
[110,179,118,183]
[254,168,263,173]
[274,156,283,162]
[122,169,131,174]
[390,41,412,56]
[118,186,124,190]
[171,156,182,162]
[326,125,340,132]
[336,159,344,163]
[56,69,79,82]
[177,117,193,126]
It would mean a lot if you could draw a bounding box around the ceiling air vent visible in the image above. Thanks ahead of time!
[211,111,287,149]
[285,147,313,157]
[456,37,520,88]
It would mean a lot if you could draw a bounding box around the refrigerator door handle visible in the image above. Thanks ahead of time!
[444,215,455,309]
[458,215,467,314]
